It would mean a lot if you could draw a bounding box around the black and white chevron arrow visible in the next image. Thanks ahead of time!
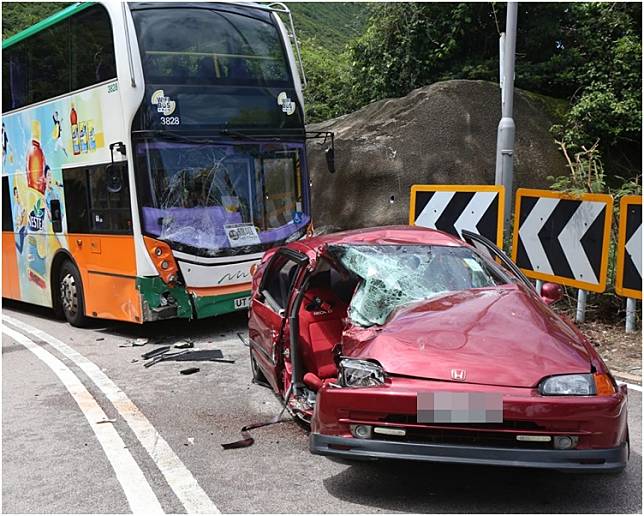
[412,190,502,245]
[514,193,611,290]
[618,200,642,296]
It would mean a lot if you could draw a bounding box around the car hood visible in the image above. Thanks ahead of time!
[341,285,592,388]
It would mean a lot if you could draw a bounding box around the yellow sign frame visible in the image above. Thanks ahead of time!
[511,188,613,293]
[615,195,642,300]
[409,184,505,248]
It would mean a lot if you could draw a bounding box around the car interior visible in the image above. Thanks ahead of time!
[297,260,358,380]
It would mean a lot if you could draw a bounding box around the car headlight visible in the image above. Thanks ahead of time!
[539,374,595,395]
[338,359,385,387]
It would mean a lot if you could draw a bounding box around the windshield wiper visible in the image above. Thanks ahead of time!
[132,129,280,144]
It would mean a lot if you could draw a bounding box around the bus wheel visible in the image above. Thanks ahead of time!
[58,262,89,327]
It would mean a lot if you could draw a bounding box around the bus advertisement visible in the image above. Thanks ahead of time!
[2,2,318,326]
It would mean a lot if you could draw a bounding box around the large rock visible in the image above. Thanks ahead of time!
[306,79,568,231]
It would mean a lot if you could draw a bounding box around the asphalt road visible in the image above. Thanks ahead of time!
[2,300,642,514]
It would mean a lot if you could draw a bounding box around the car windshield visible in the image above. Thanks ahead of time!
[329,244,508,327]
[135,139,308,256]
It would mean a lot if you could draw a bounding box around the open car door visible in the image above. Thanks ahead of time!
[248,247,309,392]
[461,230,534,291]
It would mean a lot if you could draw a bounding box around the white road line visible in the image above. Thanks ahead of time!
[4,315,220,515]
[3,327,164,515]
[619,381,643,393]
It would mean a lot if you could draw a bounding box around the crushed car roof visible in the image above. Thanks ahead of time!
[297,225,465,255]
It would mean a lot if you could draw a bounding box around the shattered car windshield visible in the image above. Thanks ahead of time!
[330,244,508,327]
[135,139,308,256]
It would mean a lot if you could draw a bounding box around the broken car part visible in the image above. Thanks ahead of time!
[140,346,171,359]
[179,367,200,375]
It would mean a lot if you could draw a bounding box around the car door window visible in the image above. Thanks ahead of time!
[261,254,301,314]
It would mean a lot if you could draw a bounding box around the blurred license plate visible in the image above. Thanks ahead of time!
[234,296,250,310]
[417,392,503,423]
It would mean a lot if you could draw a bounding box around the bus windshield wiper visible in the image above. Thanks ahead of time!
[132,129,280,144]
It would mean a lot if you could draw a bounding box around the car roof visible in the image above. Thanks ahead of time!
[295,225,465,255]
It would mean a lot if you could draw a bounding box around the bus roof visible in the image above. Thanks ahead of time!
[2,2,92,50]
[2,2,289,50]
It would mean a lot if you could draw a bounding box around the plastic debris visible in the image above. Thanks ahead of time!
[180,367,200,375]
[174,340,194,349]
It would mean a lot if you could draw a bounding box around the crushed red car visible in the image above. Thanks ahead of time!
[248,226,629,472]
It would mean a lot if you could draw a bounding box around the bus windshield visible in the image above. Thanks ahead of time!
[135,139,309,256]
[132,6,290,87]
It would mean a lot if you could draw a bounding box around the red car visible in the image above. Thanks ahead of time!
[248,226,629,472]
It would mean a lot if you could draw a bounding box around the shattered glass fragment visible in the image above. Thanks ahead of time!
[330,244,506,327]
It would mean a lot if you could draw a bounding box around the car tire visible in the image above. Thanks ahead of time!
[58,261,89,327]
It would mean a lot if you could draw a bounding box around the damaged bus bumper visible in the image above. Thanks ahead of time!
[137,276,251,321]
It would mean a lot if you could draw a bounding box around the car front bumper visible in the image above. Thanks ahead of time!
[310,433,628,472]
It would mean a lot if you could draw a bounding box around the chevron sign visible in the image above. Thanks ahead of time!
[616,195,642,300]
[410,185,505,247]
[512,189,613,292]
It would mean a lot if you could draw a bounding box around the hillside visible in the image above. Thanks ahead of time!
[2,2,373,52]
[287,2,373,52]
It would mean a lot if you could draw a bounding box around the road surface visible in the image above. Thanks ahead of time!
[2,301,642,513]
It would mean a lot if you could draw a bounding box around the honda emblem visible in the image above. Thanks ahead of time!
[451,368,466,381]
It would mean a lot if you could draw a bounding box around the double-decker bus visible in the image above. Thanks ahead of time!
[2,2,314,326]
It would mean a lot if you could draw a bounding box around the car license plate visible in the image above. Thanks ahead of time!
[234,296,251,310]
[417,392,503,423]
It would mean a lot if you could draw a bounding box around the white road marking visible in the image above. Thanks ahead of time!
[557,201,605,283]
[2,327,164,515]
[619,381,643,393]
[4,315,220,515]
[518,197,559,275]
[453,191,498,238]
[415,191,455,228]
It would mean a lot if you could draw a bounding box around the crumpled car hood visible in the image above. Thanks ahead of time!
[340,286,592,388]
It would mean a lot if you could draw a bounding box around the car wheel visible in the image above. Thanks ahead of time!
[250,347,268,385]
[58,261,89,327]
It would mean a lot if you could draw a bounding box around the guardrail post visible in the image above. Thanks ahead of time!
[625,298,638,333]
[575,289,587,323]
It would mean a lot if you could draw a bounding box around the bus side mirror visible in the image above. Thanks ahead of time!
[325,147,335,174]
[106,163,125,193]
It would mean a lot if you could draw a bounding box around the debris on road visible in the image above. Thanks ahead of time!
[96,418,116,424]
[221,416,287,450]
[95,337,105,342]
[174,340,194,349]
[180,367,200,375]
[120,337,149,348]
[140,346,171,360]
[237,332,249,347]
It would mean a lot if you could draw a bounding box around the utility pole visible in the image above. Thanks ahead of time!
[495,2,518,239]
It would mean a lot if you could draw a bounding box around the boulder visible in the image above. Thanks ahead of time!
[306,79,568,231]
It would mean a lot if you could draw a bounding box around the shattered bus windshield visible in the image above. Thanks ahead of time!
[135,140,308,256]
[330,244,508,327]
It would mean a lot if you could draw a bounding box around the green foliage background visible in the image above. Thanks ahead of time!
[3,2,641,184]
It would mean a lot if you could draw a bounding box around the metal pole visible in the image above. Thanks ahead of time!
[535,279,543,295]
[495,2,518,235]
[575,289,587,323]
[625,298,638,333]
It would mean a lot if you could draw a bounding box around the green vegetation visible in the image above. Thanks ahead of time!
[4,2,640,187]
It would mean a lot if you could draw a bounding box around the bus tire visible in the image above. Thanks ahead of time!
[58,261,89,327]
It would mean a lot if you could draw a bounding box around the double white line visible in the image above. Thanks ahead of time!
[3,315,219,514]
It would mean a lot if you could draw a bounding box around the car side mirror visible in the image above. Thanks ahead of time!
[325,146,335,174]
[540,282,563,305]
